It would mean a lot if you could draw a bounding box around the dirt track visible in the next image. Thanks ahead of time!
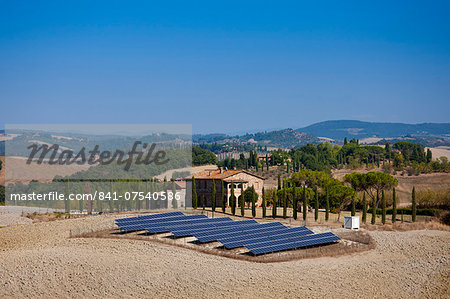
[0,214,449,298]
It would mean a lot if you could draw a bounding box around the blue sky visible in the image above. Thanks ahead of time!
[1,1,449,134]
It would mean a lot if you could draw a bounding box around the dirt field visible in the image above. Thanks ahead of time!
[0,212,448,298]
[426,146,450,161]
[3,156,92,183]
[332,168,450,206]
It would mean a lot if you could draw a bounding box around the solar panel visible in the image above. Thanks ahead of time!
[145,217,233,234]
[194,222,287,243]
[187,223,264,241]
[247,232,341,255]
[115,213,340,255]
[117,214,207,230]
[115,213,192,226]
[219,226,311,244]
[115,211,184,224]
[249,235,341,255]
[221,226,314,249]
[118,214,207,232]
[171,220,258,237]
[245,232,336,250]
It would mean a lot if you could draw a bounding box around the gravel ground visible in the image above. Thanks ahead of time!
[0,206,41,226]
[0,214,449,298]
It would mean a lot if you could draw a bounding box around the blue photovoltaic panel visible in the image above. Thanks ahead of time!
[116,214,197,227]
[246,232,336,250]
[188,223,265,241]
[162,219,240,236]
[216,225,291,246]
[249,235,341,255]
[115,211,184,224]
[115,213,190,227]
[115,213,340,255]
[247,232,341,255]
[171,220,258,237]
[145,217,233,233]
[193,222,287,243]
[221,226,313,249]
[219,226,311,244]
[117,214,207,231]
[117,214,207,232]
[194,222,287,243]
[156,217,233,232]
[119,215,209,232]
[115,212,182,224]
[193,221,286,239]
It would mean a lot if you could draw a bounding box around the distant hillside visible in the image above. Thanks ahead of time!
[241,129,319,148]
[298,120,450,140]
[194,129,319,149]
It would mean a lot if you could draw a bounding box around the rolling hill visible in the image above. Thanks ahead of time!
[297,120,450,140]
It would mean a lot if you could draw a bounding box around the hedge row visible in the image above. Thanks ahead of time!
[374,208,443,216]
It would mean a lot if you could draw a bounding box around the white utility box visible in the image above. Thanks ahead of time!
[344,216,360,229]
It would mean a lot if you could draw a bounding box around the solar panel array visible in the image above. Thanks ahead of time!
[115,212,340,255]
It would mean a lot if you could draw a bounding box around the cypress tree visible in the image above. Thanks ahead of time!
[371,190,377,224]
[351,195,356,216]
[172,180,177,209]
[412,187,416,222]
[392,188,397,223]
[164,177,170,209]
[325,187,329,221]
[262,187,266,218]
[240,183,245,217]
[282,189,287,219]
[272,191,277,218]
[221,181,226,213]
[381,190,386,224]
[314,189,319,221]
[202,195,206,211]
[286,161,290,173]
[293,187,298,220]
[277,174,281,190]
[144,179,149,210]
[344,137,348,145]
[231,183,236,215]
[303,187,307,221]
[252,190,256,218]
[192,177,197,209]
[211,179,216,212]
[426,149,432,163]
[362,193,367,224]
[385,143,391,161]
[65,179,70,213]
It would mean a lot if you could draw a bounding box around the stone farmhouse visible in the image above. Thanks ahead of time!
[186,169,265,208]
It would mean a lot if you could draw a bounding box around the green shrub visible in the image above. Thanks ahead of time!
[440,211,450,226]
[373,208,442,216]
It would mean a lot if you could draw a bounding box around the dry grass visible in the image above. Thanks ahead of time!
[25,212,86,223]
[362,220,450,232]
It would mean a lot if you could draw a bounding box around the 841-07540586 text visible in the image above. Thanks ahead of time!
[9,191,182,201]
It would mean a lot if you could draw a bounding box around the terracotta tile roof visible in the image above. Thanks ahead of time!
[193,169,243,180]
[190,169,265,181]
